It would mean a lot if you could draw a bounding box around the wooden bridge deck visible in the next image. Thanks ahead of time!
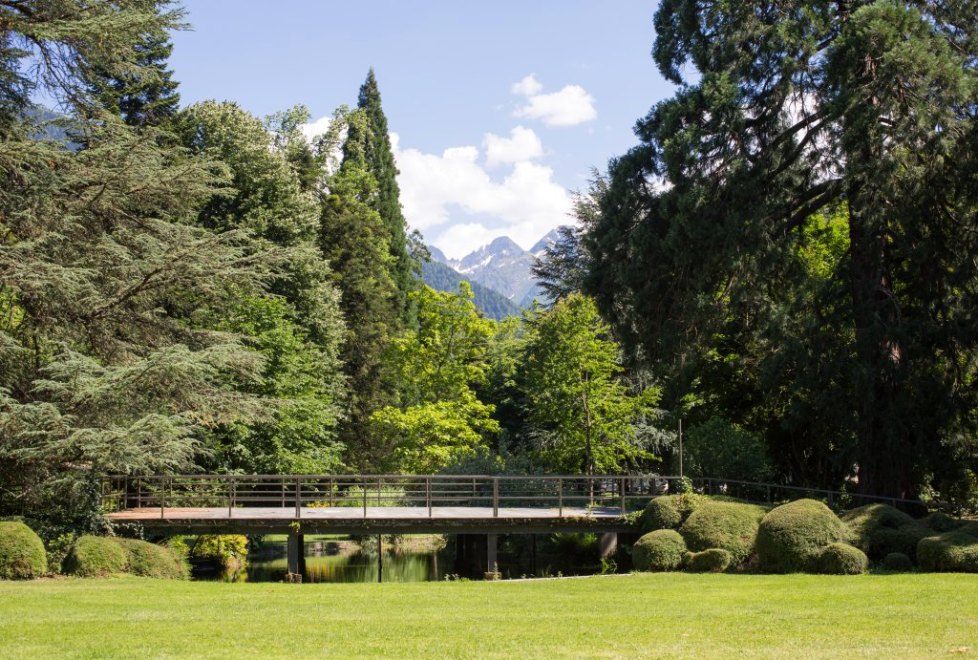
[106,505,632,535]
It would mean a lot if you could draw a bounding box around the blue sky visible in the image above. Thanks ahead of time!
[170,1,673,258]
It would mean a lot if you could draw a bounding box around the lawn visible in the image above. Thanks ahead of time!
[1,573,976,658]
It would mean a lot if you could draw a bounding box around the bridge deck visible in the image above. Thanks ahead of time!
[106,505,632,535]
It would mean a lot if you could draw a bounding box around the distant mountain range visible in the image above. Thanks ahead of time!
[422,228,563,319]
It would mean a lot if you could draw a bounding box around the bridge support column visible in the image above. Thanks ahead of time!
[287,531,305,578]
[600,532,618,559]
[486,534,498,575]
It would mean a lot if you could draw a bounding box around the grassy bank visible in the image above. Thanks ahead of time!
[1,573,976,657]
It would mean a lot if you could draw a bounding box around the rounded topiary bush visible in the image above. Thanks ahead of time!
[921,512,961,534]
[815,542,868,575]
[117,539,187,579]
[756,499,848,573]
[63,536,128,577]
[917,527,978,573]
[679,501,766,564]
[882,552,914,572]
[685,548,733,573]
[641,495,701,532]
[0,521,48,579]
[632,529,687,571]
[842,504,928,560]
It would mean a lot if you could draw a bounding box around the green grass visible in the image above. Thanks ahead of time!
[1,574,977,657]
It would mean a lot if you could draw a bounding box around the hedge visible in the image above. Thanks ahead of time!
[679,501,766,565]
[841,504,929,560]
[632,529,687,572]
[0,521,48,579]
[63,536,128,577]
[882,552,914,572]
[815,542,868,575]
[756,499,848,573]
[640,495,702,532]
[917,525,978,573]
[685,548,733,573]
[117,538,188,579]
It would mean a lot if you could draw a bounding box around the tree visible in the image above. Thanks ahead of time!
[521,294,658,477]
[370,284,499,473]
[343,69,417,327]
[585,1,978,499]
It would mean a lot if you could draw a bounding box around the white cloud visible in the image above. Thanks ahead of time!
[393,135,572,259]
[514,83,597,127]
[482,126,543,167]
[511,73,543,97]
[300,115,332,142]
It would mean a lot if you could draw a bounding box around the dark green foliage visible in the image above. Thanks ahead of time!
[684,418,775,483]
[64,536,128,577]
[685,548,733,573]
[632,529,687,572]
[116,539,187,579]
[679,501,766,564]
[756,500,848,573]
[882,552,914,573]
[842,504,929,560]
[641,495,702,532]
[921,512,962,534]
[583,0,978,502]
[917,526,978,573]
[422,260,521,320]
[815,543,868,575]
[0,521,48,579]
[343,69,416,328]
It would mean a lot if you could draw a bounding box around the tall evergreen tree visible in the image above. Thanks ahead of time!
[584,0,978,499]
[343,69,417,327]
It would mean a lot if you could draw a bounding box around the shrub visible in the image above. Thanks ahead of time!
[0,521,48,579]
[685,548,733,573]
[756,499,848,573]
[190,535,249,571]
[842,504,929,560]
[917,527,978,573]
[882,552,914,572]
[920,512,961,534]
[641,494,702,532]
[64,536,128,577]
[679,501,766,564]
[632,529,687,571]
[117,539,187,579]
[815,542,868,575]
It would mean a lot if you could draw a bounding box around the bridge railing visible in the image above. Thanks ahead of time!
[100,473,926,519]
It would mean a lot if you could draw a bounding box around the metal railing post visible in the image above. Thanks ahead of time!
[493,477,499,517]
[426,477,432,517]
[363,478,368,518]
[558,477,563,517]
[160,477,166,520]
[620,476,626,515]
[228,476,234,518]
[295,475,301,519]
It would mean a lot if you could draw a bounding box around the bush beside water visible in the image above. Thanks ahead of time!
[756,499,848,573]
[64,536,187,578]
[0,521,48,579]
[679,501,766,564]
[641,494,702,532]
[632,530,687,572]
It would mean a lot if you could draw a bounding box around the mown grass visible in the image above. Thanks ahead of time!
[1,573,976,658]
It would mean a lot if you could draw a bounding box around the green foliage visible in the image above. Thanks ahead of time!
[756,500,849,573]
[684,418,774,483]
[679,501,766,564]
[815,543,868,576]
[190,535,249,565]
[64,536,128,577]
[632,529,687,572]
[116,539,187,579]
[0,521,47,579]
[641,494,703,532]
[917,526,978,573]
[685,548,733,573]
[881,552,914,573]
[921,512,962,534]
[842,504,929,561]
[522,294,659,475]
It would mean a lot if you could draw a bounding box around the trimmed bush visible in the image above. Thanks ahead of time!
[64,536,128,577]
[756,499,848,573]
[632,529,687,572]
[190,535,249,572]
[686,548,733,573]
[921,512,962,534]
[0,521,48,579]
[117,539,187,579]
[679,501,766,564]
[842,504,929,561]
[882,552,914,572]
[815,542,868,575]
[917,528,978,573]
[641,494,702,532]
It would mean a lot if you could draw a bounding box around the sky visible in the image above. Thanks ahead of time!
[169,1,675,259]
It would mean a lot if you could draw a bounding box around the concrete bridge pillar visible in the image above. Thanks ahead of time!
[287,531,305,578]
[454,533,500,578]
[600,532,618,559]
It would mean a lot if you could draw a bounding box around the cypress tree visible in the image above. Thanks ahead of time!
[343,69,416,327]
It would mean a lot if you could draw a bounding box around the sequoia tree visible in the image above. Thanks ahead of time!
[585,1,978,498]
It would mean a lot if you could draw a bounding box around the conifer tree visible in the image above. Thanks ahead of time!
[343,69,417,327]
